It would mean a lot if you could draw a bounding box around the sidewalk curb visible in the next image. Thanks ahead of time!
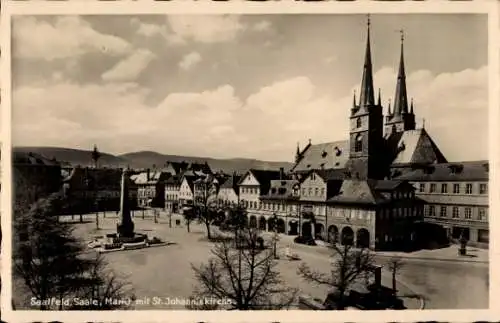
[375,253,489,264]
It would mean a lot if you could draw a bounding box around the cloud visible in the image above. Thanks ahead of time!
[179,52,202,71]
[167,15,244,43]
[13,16,132,60]
[101,49,156,82]
[131,18,166,37]
[13,66,487,161]
[252,20,272,32]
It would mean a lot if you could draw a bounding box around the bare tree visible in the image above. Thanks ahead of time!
[193,176,218,240]
[189,227,298,310]
[298,243,375,310]
[386,256,405,293]
[70,253,135,310]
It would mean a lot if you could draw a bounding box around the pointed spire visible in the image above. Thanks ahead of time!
[410,97,414,114]
[353,90,357,108]
[387,99,392,115]
[393,29,409,116]
[296,142,300,156]
[359,14,375,107]
[377,88,381,106]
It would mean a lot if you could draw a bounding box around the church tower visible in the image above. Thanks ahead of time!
[384,31,416,137]
[346,16,385,180]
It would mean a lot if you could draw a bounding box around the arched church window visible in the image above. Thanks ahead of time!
[355,134,363,152]
[356,117,362,128]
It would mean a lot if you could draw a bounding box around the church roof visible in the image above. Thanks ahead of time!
[13,151,61,167]
[389,128,447,165]
[292,140,349,172]
[395,161,489,182]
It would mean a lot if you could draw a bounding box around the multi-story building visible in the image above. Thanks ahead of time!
[164,175,182,214]
[398,162,489,247]
[62,167,137,214]
[238,168,283,223]
[133,169,169,208]
[217,173,241,207]
[249,18,488,250]
[259,178,301,234]
[13,151,62,208]
[178,175,196,212]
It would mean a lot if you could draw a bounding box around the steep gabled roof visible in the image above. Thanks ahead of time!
[389,128,447,165]
[327,180,389,205]
[292,140,349,172]
[220,174,241,191]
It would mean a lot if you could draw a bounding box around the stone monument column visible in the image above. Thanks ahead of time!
[117,168,135,237]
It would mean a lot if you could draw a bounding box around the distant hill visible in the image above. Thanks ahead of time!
[13,147,293,174]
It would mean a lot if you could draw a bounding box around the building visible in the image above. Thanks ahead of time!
[62,167,137,214]
[397,162,489,247]
[13,151,62,208]
[259,178,301,234]
[164,175,182,214]
[178,175,196,211]
[248,18,488,250]
[217,173,241,207]
[133,169,169,208]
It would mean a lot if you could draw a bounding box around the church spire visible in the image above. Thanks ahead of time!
[377,88,381,106]
[353,90,357,108]
[410,98,414,114]
[359,15,375,107]
[393,29,409,116]
[387,99,392,115]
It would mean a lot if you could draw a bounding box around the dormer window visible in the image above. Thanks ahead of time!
[271,188,277,194]
[321,151,328,158]
[334,147,342,156]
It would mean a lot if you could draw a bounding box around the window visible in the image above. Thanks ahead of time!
[355,134,363,152]
[302,188,306,196]
[427,205,435,217]
[464,207,472,219]
[311,173,316,180]
[466,184,473,195]
[430,183,436,193]
[452,207,459,218]
[315,188,319,196]
[321,188,325,196]
[441,184,448,194]
[453,184,460,194]
[478,208,486,221]
[439,206,447,217]
[419,183,425,193]
[480,184,488,194]
[356,117,362,128]
[308,188,312,196]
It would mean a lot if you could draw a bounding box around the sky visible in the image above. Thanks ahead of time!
[10,14,488,162]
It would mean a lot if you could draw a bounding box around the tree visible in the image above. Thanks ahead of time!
[386,256,405,293]
[183,208,196,233]
[298,243,375,310]
[193,177,218,240]
[188,227,297,310]
[13,192,134,310]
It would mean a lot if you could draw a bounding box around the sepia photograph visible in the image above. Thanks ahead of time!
[1,4,496,322]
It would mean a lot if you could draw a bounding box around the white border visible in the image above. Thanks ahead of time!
[1,1,499,322]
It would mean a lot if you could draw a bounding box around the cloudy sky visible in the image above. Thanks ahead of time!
[11,14,488,162]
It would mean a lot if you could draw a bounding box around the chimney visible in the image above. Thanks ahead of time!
[147,168,150,181]
[279,167,284,180]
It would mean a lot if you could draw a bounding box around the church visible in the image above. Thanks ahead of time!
[277,17,489,250]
